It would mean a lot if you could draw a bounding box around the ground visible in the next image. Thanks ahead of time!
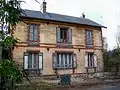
[55,84,120,90]
[16,83,120,90]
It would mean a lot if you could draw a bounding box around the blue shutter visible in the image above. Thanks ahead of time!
[56,27,61,42]
[68,29,72,44]
[53,53,57,69]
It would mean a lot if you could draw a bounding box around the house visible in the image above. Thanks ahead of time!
[13,1,106,76]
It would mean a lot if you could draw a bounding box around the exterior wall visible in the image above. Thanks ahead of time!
[13,18,103,75]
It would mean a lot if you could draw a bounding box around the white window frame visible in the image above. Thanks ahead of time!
[84,53,97,68]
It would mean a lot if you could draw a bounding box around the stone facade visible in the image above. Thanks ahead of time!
[13,18,103,75]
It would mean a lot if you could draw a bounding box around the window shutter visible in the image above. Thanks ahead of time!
[29,25,34,41]
[94,54,97,67]
[34,25,38,41]
[39,52,43,69]
[24,52,28,69]
[68,29,72,44]
[84,53,88,67]
[73,53,77,68]
[53,53,57,69]
[56,27,61,42]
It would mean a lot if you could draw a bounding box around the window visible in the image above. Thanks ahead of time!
[53,53,77,69]
[24,52,43,70]
[60,28,68,42]
[85,30,93,48]
[56,27,72,44]
[29,24,39,41]
[84,53,97,68]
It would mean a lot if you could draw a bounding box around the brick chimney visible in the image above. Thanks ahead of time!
[43,0,47,13]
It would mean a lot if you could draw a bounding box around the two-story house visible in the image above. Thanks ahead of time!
[13,1,106,76]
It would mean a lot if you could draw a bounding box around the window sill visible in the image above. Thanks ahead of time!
[24,69,41,76]
[57,43,72,48]
[86,45,94,49]
[85,67,97,68]
[53,67,76,70]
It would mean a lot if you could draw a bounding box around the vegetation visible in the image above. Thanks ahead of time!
[0,0,24,89]
[104,47,120,72]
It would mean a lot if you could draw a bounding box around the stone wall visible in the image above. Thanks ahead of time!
[13,19,103,75]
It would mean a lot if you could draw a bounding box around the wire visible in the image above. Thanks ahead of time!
[34,0,41,4]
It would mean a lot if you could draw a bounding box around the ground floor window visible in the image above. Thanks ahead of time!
[85,52,97,68]
[24,52,43,70]
[53,52,77,69]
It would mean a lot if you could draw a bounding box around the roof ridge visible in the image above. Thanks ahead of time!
[21,9,106,28]
[23,9,85,19]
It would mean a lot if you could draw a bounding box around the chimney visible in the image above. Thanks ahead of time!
[82,13,85,18]
[43,0,47,13]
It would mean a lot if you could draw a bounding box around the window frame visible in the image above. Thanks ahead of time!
[28,24,39,42]
[86,52,95,68]
[85,30,93,48]
[53,51,77,69]
[57,27,69,43]
[28,52,39,70]
[24,51,43,70]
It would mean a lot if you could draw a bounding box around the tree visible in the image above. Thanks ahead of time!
[0,0,24,89]
[104,48,120,72]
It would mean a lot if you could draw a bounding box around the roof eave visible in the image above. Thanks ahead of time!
[20,16,106,28]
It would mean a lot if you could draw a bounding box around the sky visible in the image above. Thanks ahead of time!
[21,0,120,50]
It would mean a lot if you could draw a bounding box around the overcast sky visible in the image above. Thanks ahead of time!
[21,0,120,50]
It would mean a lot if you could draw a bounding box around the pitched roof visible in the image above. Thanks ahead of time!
[21,9,106,28]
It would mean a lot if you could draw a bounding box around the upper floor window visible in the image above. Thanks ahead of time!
[29,24,39,41]
[56,27,72,44]
[85,30,93,48]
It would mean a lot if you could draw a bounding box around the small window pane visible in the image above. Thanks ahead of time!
[28,53,32,68]
[34,29,38,41]
[34,54,39,69]
[86,30,93,47]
